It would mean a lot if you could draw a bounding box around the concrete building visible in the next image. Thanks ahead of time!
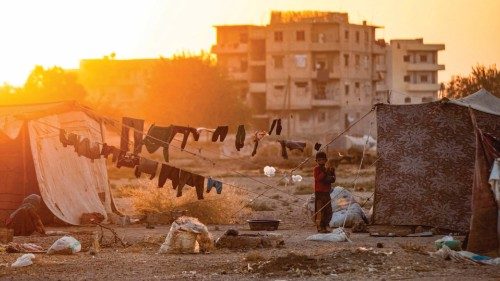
[384,39,445,104]
[212,11,384,139]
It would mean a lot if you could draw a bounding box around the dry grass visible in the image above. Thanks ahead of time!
[112,180,249,224]
[293,184,314,195]
[397,242,429,255]
[246,200,276,211]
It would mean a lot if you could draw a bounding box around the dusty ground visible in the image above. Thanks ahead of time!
[1,161,499,280]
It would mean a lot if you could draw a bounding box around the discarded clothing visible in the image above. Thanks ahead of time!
[178,170,204,199]
[134,157,159,180]
[278,140,306,159]
[121,117,144,154]
[158,164,180,188]
[314,143,322,151]
[235,125,245,151]
[252,131,268,156]
[206,177,223,194]
[143,124,172,162]
[100,143,120,162]
[5,195,45,236]
[116,152,140,169]
[268,119,282,136]
[212,126,228,142]
[169,126,200,150]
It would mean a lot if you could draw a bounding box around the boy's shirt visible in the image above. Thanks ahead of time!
[314,165,336,193]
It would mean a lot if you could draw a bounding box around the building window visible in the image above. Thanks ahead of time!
[355,31,360,43]
[420,54,427,62]
[404,75,410,82]
[318,112,326,123]
[343,54,349,67]
[404,97,411,103]
[345,84,350,95]
[420,75,428,83]
[355,55,360,67]
[296,30,305,41]
[274,85,285,90]
[344,30,349,40]
[403,55,410,62]
[239,33,248,44]
[273,56,284,69]
[274,31,283,42]
[355,82,360,89]
[294,54,307,68]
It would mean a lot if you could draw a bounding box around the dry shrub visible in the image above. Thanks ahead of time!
[247,200,276,211]
[115,180,249,224]
[293,184,313,195]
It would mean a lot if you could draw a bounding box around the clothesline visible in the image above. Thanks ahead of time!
[33,119,308,210]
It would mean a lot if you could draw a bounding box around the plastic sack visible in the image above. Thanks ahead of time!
[158,216,213,254]
[263,166,276,177]
[330,203,366,227]
[306,228,351,242]
[47,236,81,255]
[435,235,461,251]
[292,175,303,183]
[11,254,35,267]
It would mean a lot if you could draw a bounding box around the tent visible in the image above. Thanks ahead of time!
[373,89,500,236]
[0,101,117,225]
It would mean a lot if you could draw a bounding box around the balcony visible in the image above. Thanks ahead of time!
[406,83,440,92]
[407,63,445,71]
[249,82,266,93]
[309,41,341,52]
[406,44,445,52]
[311,98,340,107]
[211,43,248,54]
[311,69,341,80]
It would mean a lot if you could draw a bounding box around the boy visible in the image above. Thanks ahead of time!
[313,152,336,233]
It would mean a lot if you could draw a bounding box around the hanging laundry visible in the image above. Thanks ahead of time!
[314,143,322,151]
[158,164,180,188]
[268,119,282,136]
[143,124,172,162]
[235,125,246,151]
[264,166,276,177]
[251,131,268,157]
[116,152,140,169]
[168,126,200,150]
[121,117,144,154]
[88,142,101,161]
[196,127,215,134]
[100,143,120,162]
[134,157,159,180]
[206,177,223,194]
[75,138,90,157]
[67,133,80,149]
[278,140,306,159]
[178,170,204,200]
[212,126,229,142]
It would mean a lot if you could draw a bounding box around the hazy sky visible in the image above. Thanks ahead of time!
[0,0,499,85]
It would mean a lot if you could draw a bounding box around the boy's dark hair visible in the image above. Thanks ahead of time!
[315,151,327,160]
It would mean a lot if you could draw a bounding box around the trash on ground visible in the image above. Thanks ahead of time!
[6,242,44,253]
[216,231,284,250]
[263,166,276,177]
[429,245,500,265]
[11,254,35,268]
[434,235,461,251]
[306,227,351,242]
[47,236,82,255]
[158,216,214,254]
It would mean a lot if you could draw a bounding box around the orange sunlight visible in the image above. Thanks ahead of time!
[0,0,499,86]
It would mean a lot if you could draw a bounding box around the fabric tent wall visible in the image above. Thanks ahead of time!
[28,111,112,225]
[374,102,500,232]
[0,124,39,224]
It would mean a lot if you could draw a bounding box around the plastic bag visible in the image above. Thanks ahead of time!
[47,236,81,255]
[158,216,213,254]
[330,203,365,227]
[434,235,461,251]
[11,254,35,267]
[263,166,276,177]
[292,175,303,182]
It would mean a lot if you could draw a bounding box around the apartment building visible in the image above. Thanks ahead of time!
[212,11,384,138]
[384,39,445,104]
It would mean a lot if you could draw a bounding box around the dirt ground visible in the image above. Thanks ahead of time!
[1,162,499,280]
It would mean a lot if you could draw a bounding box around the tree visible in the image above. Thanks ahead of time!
[23,65,87,103]
[445,64,500,99]
[141,54,250,127]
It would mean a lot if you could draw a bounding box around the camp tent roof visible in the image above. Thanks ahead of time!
[448,89,500,116]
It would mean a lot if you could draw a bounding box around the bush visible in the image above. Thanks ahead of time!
[246,201,276,211]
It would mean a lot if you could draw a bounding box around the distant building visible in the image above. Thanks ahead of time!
[211,11,445,138]
[384,39,445,104]
[78,57,159,109]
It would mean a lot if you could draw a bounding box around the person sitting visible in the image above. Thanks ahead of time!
[5,194,46,236]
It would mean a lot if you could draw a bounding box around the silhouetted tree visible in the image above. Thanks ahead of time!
[445,64,500,98]
[143,54,250,127]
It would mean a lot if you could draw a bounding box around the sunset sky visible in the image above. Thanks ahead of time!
[0,0,498,86]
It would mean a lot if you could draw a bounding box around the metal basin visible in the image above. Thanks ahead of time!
[247,219,281,231]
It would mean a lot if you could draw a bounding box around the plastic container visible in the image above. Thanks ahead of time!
[247,219,281,231]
